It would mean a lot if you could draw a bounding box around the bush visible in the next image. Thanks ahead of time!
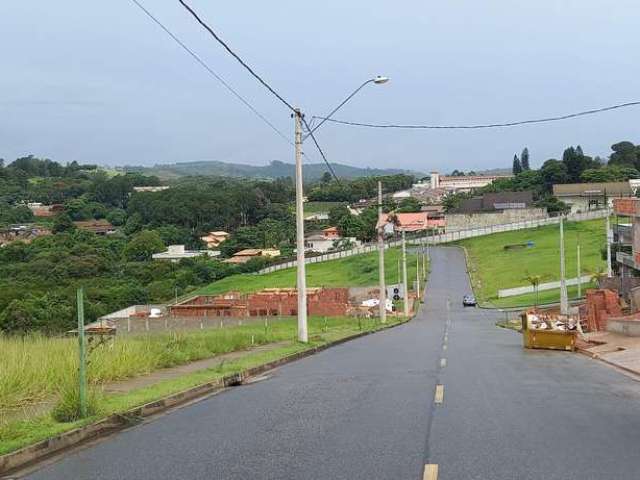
[51,372,101,423]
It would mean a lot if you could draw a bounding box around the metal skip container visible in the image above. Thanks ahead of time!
[521,312,577,352]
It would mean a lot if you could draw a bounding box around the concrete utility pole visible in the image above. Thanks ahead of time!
[377,181,386,323]
[294,109,308,342]
[416,255,420,300]
[402,230,409,317]
[559,217,569,315]
[606,211,613,277]
[577,238,582,298]
[76,288,87,418]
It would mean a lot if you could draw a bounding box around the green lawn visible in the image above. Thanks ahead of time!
[303,201,344,214]
[457,218,606,307]
[198,247,422,296]
[490,282,597,308]
[0,316,407,456]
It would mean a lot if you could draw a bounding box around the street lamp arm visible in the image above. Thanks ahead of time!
[304,78,379,138]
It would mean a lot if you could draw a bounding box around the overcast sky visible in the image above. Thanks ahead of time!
[1,1,638,172]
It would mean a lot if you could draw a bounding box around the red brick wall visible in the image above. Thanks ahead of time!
[614,198,640,217]
[170,288,350,318]
[585,289,621,331]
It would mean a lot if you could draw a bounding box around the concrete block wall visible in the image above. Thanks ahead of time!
[445,208,548,232]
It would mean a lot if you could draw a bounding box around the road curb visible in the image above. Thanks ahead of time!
[0,318,411,475]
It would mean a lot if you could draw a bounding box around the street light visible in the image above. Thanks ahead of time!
[293,76,390,342]
[305,75,390,138]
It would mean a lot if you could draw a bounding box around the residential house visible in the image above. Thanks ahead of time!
[152,244,220,262]
[223,248,281,264]
[27,203,64,217]
[0,224,51,247]
[449,191,535,214]
[377,212,444,235]
[304,226,361,253]
[132,186,170,193]
[429,171,512,192]
[553,182,633,214]
[200,231,230,249]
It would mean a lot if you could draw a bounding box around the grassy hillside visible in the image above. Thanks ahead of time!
[457,218,606,306]
[124,160,423,181]
[197,247,422,296]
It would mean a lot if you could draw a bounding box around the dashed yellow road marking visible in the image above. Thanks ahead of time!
[442,344,447,351]
[434,384,444,404]
[440,358,447,368]
[423,464,439,480]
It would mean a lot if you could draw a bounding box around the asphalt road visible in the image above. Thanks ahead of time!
[22,247,640,479]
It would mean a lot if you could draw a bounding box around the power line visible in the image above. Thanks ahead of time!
[313,100,640,130]
[176,0,340,182]
[301,116,341,185]
[177,0,296,113]
[128,0,292,145]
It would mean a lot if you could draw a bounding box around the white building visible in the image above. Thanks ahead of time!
[304,227,361,253]
[152,244,220,262]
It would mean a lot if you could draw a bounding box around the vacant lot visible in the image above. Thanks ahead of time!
[457,218,606,306]
[0,315,407,455]
[198,247,421,296]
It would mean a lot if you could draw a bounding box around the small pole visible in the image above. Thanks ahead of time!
[559,217,569,315]
[606,211,613,277]
[77,288,88,418]
[577,237,582,298]
[377,180,386,323]
[416,255,421,301]
[402,230,409,317]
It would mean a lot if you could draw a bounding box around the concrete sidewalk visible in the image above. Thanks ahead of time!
[577,332,640,376]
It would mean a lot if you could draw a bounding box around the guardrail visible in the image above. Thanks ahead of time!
[255,209,609,275]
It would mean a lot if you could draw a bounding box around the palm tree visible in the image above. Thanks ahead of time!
[523,273,544,308]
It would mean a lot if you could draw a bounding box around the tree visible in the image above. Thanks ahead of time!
[540,159,569,192]
[396,197,422,213]
[521,148,530,171]
[123,230,165,262]
[512,155,522,175]
[609,141,640,169]
[562,146,590,182]
[52,213,76,234]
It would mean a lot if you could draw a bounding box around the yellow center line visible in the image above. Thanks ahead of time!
[423,464,439,480]
[434,384,444,404]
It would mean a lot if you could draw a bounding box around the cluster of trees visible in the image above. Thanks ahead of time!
[510,142,640,185]
[446,141,640,213]
[306,174,414,202]
[0,229,273,333]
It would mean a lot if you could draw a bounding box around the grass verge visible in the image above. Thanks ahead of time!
[0,315,407,456]
[197,247,421,295]
[457,218,605,307]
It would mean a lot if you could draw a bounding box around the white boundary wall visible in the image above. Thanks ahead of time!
[497,275,593,298]
[256,210,608,275]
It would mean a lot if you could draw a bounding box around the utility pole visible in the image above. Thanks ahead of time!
[294,108,308,342]
[77,288,87,418]
[402,230,409,317]
[559,217,569,315]
[577,235,582,298]
[377,181,386,323]
[416,255,420,301]
[606,211,613,277]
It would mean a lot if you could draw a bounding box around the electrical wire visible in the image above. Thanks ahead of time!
[176,0,342,183]
[301,115,341,185]
[128,0,292,146]
[312,100,640,130]
[177,0,296,113]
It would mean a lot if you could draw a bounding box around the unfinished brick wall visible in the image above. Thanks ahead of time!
[169,288,350,318]
[584,289,622,331]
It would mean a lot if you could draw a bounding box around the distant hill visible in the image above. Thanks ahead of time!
[123,160,424,181]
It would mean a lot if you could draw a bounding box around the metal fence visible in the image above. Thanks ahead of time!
[255,209,609,276]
